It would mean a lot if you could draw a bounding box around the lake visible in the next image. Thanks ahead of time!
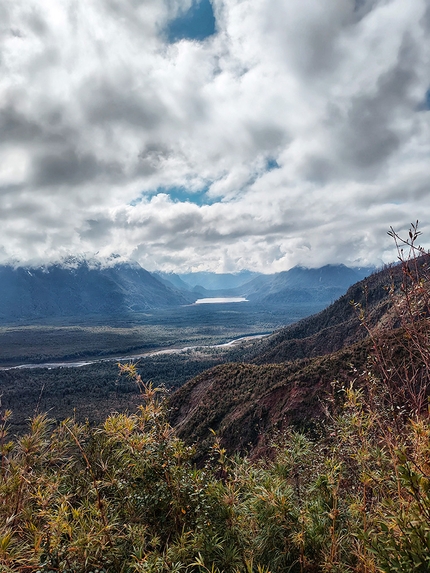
[194,297,248,304]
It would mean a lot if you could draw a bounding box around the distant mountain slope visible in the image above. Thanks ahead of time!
[238,264,374,306]
[153,273,229,298]
[153,272,195,292]
[178,270,260,291]
[157,265,375,306]
[0,261,193,322]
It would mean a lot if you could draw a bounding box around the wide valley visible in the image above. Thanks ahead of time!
[0,299,328,433]
[0,300,326,366]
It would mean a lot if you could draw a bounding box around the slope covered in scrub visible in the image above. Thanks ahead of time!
[169,240,430,457]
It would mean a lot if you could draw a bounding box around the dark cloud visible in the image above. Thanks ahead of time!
[0,105,42,143]
[31,150,123,187]
[352,0,379,20]
[25,11,48,37]
[79,218,113,242]
[0,4,10,30]
[420,3,430,32]
[136,142,173,175]
[264,1,351,77]
[82,79,165,130]
[336,34,419,171]
[302,156,334,185]
[0,184,25,203]
[247,123,288,155]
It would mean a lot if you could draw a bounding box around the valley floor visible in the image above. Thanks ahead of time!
[0,301,325,365]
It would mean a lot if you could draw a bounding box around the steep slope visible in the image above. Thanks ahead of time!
[246,264,395,364]
[153,271,195,292]
[169,341,372,456]
[0,260,193,323]
[168,261,410,455]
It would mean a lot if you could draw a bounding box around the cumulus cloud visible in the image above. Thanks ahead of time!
[0,0,429,272]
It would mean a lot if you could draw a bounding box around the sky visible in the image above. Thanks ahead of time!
[1,0,430,273]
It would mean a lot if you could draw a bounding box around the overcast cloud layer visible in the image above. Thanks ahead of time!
[1,0,429,272]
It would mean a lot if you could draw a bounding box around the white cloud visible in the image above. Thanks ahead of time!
[0,0,429,271]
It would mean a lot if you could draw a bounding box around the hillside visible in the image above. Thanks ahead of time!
[235,264,374,306]
[170,340,372,456]
[246,263,398,364]
[239,264,372,303]
[2,365,429,573]
[168,259,425,455]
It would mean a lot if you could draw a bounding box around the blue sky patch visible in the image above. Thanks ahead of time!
[166,0,216,43]
[416,89,430,111]
[266,158,280,171]
[131,186,216,207]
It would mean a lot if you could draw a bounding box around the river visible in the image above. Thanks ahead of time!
[0,333,271,371]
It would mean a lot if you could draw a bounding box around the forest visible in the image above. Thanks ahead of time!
[0,348,237,435]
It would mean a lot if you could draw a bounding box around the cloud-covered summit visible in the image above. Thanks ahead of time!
[1,0,429,272]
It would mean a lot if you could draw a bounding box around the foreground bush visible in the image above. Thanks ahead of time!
[0,368,429,572]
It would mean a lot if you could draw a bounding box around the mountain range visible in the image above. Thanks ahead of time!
[158,265,374,304]
[158,270,260,291]
[231,264,374,305]
[0,260,192,322]
[0,259,374,323]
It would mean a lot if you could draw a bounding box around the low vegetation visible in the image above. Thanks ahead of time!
[0,362,429,572]
[0,225,429,572]
[0,350,233,435]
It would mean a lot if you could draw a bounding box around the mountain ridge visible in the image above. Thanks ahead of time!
[167,260,412,456]
[159,264,375,305]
